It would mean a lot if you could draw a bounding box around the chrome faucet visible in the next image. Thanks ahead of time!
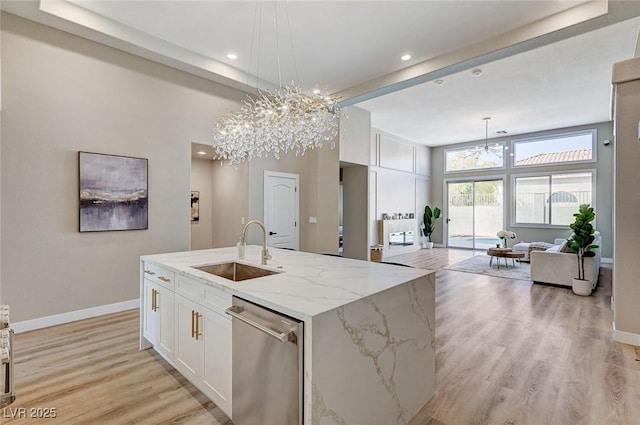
[240,220,272,265]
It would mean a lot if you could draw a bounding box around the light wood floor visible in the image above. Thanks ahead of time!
[6,248,640,425]
[399,249,640,425]
[6,311,230,425]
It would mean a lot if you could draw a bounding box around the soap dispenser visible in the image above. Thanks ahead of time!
[237,237,246,260]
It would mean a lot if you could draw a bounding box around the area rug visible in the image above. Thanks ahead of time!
[445,254,532,281]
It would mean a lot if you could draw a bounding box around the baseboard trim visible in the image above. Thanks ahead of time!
[613,322,640,347]
[12,299,139,334]
[602,257,613,264]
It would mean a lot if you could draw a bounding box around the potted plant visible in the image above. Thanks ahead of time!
[567,204,599,296]
[421,205,441,249]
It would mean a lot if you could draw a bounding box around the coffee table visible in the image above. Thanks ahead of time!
[486,248,525,269]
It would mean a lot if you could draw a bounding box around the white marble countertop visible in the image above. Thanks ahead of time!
[141,246,432,320]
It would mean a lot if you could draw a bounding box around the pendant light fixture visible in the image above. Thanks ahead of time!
[464,117,507,159]
[212,1,341,165]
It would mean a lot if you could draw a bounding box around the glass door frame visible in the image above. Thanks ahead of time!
[443,175,507,250]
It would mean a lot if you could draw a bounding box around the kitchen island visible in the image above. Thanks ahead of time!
[140,246,435,425]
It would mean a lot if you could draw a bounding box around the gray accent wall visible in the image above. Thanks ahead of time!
[193,141,339,255]
[430,121,614,258]
[190,157,215,250]
[1,13,245,322]
[244,147,339,255]
[0,12,3,307]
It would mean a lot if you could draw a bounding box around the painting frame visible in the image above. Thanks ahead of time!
[79,151,149,232]
[191,191,200,222]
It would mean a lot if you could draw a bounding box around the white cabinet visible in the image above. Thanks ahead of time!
[141,262,232,417]
[141,265,174,360]
[143,280,159,345]
[201,306,232,412]
[174,293,202,381]
[173,289,232,417]
[142,279,174,361]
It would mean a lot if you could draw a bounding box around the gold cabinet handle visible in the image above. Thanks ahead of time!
[151,288,157,311]
[191,310,196,339]
[158,276,171,283]
[194,311,202,340]
[153,289,159,312]
[144,270,156,275]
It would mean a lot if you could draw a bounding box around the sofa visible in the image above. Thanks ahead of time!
[530,231,601,288]
[512,241,555,261]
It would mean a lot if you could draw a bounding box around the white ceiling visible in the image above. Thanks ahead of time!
[3,0,640,147]
[359,15,640,145]
[62,0,583,93]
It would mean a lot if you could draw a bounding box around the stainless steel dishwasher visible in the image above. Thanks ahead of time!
[225,296,303,425]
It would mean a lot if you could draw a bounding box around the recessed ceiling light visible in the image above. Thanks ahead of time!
[434,79,444,86]
[197,151,207,155]
[471,68,483,77]
[401,54,411,61]
[227,53,238,60]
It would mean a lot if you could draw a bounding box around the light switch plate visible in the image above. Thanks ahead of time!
[309,216,317,223]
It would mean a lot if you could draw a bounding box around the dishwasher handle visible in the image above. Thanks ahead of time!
[225,306,295,343]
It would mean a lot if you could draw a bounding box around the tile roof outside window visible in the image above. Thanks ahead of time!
[515,148,592,166]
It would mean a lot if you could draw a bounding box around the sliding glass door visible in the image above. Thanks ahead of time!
[447,179,504,249]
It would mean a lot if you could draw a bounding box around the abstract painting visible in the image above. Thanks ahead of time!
[191,191,200,222]
[79,152,148,232]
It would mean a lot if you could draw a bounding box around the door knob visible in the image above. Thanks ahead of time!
[269,231,278,235]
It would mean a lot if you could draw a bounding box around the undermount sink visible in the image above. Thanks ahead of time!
[192,262,280,282]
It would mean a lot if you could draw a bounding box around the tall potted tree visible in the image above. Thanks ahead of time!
[422,205,441,249]
[567,204,599,296]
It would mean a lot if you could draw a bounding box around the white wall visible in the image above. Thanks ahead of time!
[190,157,214,250]
[415,177,430,235]
[612,58,640,343]
[369,129,432,250]
[0,13,244,322]
[339,106,371,166]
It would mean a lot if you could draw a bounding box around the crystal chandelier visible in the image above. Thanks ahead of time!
[464,117,508,159]
[212,3,341,165]
[213,84,340,165]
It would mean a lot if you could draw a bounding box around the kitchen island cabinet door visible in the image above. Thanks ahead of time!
[173,293,232,417]
[143,280,174,360]
[143,280,159,345]
[174,294,203,382]
[201,307,232,417]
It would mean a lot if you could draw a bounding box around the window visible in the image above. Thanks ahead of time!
[513,171,594,227]
[512,130,596,168]
[445,145,505,172]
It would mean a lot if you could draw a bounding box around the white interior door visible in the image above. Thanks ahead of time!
[264,171,299,250]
